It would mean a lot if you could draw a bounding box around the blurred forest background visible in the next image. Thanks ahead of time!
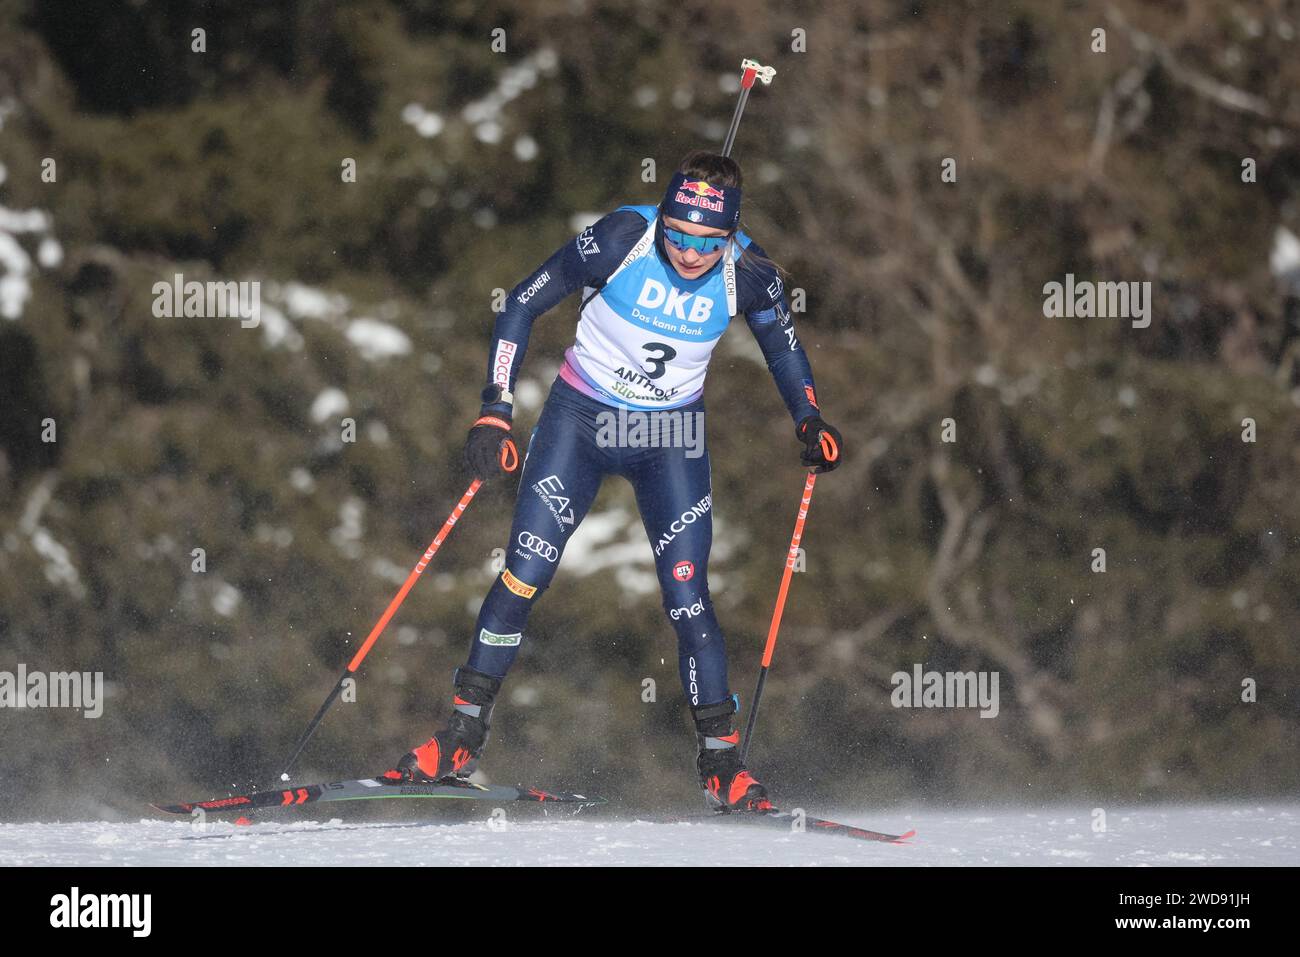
[0,0,1297,822]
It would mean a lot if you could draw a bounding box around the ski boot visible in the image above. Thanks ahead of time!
[378,666,503,784]
[691,697,773,812]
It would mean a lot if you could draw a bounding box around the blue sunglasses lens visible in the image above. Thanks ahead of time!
[665,227,729,254]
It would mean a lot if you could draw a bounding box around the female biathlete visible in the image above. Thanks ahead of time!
[379,151,842,811]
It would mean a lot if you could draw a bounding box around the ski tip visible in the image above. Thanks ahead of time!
[150,803,190,816]
[150,800,238,817]
[890,829,918,843]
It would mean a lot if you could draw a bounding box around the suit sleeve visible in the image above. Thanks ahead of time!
[741,242,821,426]
[480,211,643,417]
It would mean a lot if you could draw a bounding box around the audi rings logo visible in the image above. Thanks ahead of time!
[517,531,559,562]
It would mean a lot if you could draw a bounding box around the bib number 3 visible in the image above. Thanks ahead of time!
[642,341,677,380]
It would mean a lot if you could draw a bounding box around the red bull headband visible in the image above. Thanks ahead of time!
[661,172,742,231]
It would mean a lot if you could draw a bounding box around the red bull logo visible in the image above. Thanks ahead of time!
[674,179,726,213]
[680,180,726,199]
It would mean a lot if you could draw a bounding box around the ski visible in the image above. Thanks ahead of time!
[152,778,605,816]
[176,820,441,841]
[725,807,915,844]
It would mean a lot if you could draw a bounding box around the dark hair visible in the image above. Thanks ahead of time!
[665,150,790,284]
[674,149,744,190]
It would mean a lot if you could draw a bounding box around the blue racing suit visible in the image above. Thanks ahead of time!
[465,205,822,708]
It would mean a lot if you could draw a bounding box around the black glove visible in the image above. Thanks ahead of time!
[464,414,519,481]
[795,416,842,473]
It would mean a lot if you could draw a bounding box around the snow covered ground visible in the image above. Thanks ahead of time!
[1,804,1295,867]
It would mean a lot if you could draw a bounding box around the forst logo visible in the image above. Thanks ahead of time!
[674,179,726,214]
[479,628,522,647]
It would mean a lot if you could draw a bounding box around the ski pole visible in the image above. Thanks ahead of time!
[278,478,485,779]
[721,58,776,158]
[740,433,835,765]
